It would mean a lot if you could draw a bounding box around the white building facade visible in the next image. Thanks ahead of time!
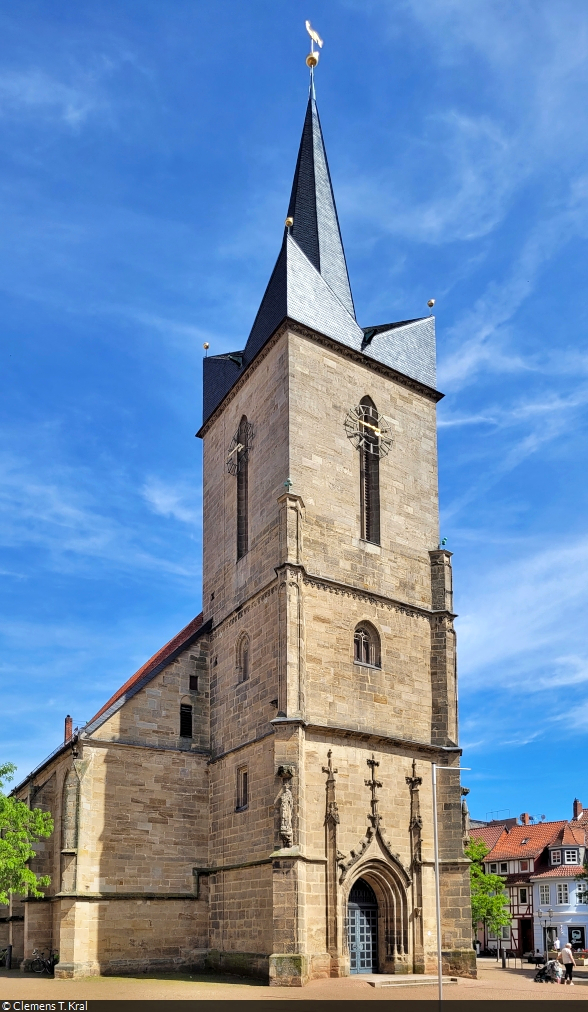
[532,831,588,954]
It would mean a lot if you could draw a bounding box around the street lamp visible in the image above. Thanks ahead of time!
[432,763,470,1004]
[538,907,554,964]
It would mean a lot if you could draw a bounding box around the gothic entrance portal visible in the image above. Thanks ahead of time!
[348,878,378,973]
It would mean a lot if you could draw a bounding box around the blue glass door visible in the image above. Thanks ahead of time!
[348,878,378,974]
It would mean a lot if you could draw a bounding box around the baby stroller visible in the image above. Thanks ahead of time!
[534,959,564,984]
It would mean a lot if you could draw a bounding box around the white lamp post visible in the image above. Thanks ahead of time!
[432,763,470,1003]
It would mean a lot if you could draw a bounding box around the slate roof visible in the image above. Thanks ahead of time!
[481,821,566,861]
[84,612,209,735]
[286,93,354,317]
[201,91,438,427]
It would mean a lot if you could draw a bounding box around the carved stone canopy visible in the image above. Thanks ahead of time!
[277,765,295,780]
[338,755,411,887]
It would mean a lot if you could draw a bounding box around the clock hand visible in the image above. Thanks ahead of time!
[226,443,244,459]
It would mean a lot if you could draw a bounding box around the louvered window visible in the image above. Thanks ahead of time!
[180,703,193,738]
[359,398,380,544]
[237,415,249,559]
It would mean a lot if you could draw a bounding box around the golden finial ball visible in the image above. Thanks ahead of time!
[285,217,294,228]
[306,52,319,68]
[427,299,435,309]
[203,342,210,350]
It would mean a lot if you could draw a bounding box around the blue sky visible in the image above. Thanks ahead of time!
[1,0,587,824]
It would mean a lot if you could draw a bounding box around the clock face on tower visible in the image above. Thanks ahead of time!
[344,403,392,458]
[226,420,254,475]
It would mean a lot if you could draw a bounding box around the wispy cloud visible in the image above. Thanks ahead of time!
[142,477,201,526]
[0,69,103,125]
[0,449,198,579]
[458,536,588,682]
[438,192,588,389]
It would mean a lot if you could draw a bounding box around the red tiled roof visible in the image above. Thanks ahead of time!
[86,612,205,727]
[532,865,585,879]
[470,825,507,851]
[483,821,566,861]
[560,824,586,846]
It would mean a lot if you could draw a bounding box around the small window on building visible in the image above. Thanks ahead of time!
[500,862,508,874]
[564,849,578,864]
[237,634,250,683]
[189,674,199,691]
[500,925,510,940]
[180,703,193,738]
[520,860,529,871]
[551,850,562,865]
[236,766,248,810]
[353,623,381,667]
[556,883,569,904]
[577,884,588,904]
[490,863,497,874]
[540,884,550,905]
[519,887,528,904]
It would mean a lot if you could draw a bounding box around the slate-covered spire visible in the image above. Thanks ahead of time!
[286,93,355,318]
[201,86,438,427]
[241,91,363,369]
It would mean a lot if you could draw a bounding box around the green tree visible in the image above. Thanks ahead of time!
[0,762,54,906]
[465,837,511,938]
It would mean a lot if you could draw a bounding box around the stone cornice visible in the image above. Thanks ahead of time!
[25,893,202,903]
[207,728,275,765]
[300,567,457,621]
[288,319,443,403]
[209,564,456,637]
[80,737,210,756]
[197,317,443,438]
[272,717,461,758]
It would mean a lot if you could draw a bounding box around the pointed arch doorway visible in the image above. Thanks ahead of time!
[347,878,378,973]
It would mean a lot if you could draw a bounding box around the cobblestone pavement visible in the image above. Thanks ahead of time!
[1,960,587,1001]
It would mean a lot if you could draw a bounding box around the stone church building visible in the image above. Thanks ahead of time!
[2,82,474,985]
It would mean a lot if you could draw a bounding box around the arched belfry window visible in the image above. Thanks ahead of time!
[236,415,249,559]
[359,397,380,545]
[237,633,250,683]
[354,622,381,668]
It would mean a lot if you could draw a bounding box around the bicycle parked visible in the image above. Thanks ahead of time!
[31,949,59,974]
[0,945,12,968]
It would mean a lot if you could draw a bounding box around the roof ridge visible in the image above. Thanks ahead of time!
[84,613,207,733]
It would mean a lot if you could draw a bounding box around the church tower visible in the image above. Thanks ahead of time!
[4,53,475,986]
[197,77,475,984]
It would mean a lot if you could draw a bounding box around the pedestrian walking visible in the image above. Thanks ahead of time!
[553,937,561,952]
[560,941,576,984]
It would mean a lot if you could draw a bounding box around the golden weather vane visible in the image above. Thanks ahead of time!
[305,20,323,68]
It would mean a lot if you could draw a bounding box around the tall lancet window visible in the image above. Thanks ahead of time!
[359,397,381,545]
[236,415,249,559]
